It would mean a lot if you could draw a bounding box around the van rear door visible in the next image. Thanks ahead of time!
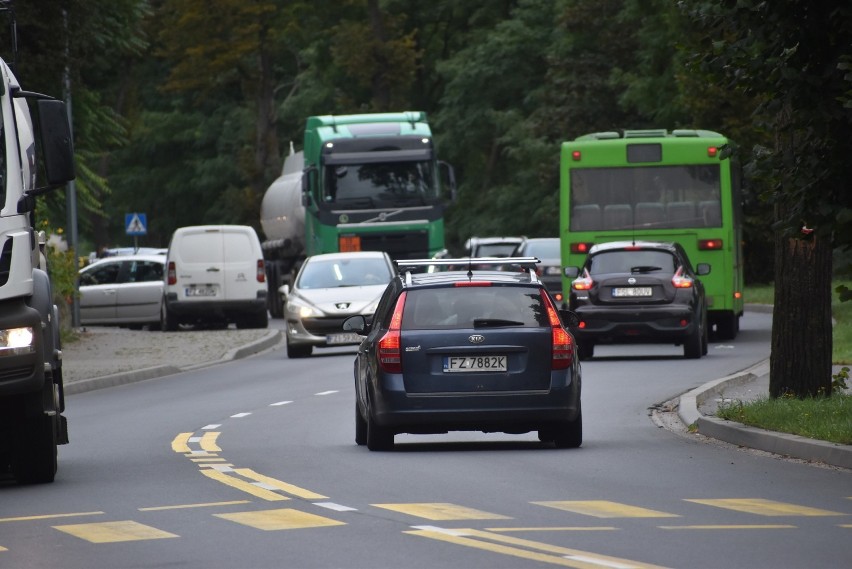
[222,227,260,301]
[174,227,226,301]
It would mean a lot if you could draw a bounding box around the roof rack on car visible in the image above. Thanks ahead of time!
[397,257,541,285]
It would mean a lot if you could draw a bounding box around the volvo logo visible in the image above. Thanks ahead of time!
[628,277,637,284]
[469,334,485,344]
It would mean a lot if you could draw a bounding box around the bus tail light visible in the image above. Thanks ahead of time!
[570,242,594,254]
[698,239,723,250]
[571,150,582,161]
[707,146,718,157]
[378,292,406,373]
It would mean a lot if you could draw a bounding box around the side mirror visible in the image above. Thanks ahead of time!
[36,99,76,188]
[696,263,711,276]
[559,309,580,328]
[343,315,367,333]
[564,266,580,278]
[279,284,290,299]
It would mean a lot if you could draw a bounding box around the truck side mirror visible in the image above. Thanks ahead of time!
[301,166,317,207]
[36,99,76,187]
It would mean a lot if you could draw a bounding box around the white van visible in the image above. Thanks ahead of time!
[162,225,268,330]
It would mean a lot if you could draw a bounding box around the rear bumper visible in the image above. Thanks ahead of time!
[572,304,697,343]
[370,371,581,433]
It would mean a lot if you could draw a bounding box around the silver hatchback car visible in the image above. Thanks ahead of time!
[78,254,165,329]
[283,251,396,358]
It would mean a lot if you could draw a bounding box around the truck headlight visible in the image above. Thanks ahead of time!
[0,327,35,356]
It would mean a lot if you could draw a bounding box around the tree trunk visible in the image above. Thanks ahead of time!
[769,224,833,398]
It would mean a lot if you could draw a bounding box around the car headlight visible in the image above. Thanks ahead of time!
[0,327,35,356]
[286,297,322,319]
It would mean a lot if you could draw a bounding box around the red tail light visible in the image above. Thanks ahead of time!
[698,239,723,250]
[570,242,594,254]
[257,259,266,283]
[571,269,594,291]
[378,292,406,373]
[167,261,177,285]
[541,290,573,370]
[671,266,694,289]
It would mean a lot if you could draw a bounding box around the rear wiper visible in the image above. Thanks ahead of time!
[473,319,525,328]
[630,266,663,273]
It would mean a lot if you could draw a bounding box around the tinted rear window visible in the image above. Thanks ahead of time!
[402,285,548,330]
[588,250,676,275]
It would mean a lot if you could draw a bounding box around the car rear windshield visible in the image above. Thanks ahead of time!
[588,250,676,275]
[401,285,549,330]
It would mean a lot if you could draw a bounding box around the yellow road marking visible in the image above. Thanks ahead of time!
[214,508,345,531]
[840,524,852,528]
[0,511,104,523]
[534,501,679,519]
[235,469,328,500]
[54,520,178,543]
[139,500,251,511]
[0,545,7,551]
[199,432,221,452]
[486,527,618,532]
[407,527,670,568]
[200,469,289,501]
[685,498,846,517]
[659,524,796,530]
[171,433,192,453]
[375,503,510,521]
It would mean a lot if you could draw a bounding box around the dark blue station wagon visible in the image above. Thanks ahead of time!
[343,257,582,451]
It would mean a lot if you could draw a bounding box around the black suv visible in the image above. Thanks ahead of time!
[342,257,582,451]
[564,241,710,360]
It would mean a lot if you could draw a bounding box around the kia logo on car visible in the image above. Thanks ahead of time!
[469,334,485,344]
[628,277,636,284]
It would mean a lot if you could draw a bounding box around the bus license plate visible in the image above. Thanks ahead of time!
[443,355,507,373]
[612,287,652,297]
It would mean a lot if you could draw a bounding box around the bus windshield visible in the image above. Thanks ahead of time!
[323,161,438,209]
[570,164,721,230]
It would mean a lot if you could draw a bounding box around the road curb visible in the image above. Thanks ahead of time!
[65,329,283,395]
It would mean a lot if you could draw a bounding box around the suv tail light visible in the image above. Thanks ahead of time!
[257,259,266,283]
[571,269,594,291]
[541,290,574,370]
[671,266,694,289]
[167,261,177,285]
[378,292,407,373]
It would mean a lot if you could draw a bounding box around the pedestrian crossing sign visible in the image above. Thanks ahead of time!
[125,213,147,236]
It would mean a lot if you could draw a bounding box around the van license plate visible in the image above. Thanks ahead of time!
[327,333,362,345]
[443,355,507,373]
[186,287,216,297]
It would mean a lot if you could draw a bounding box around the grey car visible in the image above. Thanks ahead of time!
[78,254,165,329]
[283,251,396,358]
[513,237,563,301]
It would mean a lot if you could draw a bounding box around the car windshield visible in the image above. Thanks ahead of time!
[402,285,548,330]
[297,257,392,289]
[587,250,676,275]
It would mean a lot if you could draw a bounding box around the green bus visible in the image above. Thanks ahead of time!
[559,129,744,339]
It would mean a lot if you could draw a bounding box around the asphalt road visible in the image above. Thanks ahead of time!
[1,312,850,568]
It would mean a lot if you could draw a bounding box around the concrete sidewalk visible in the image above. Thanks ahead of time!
[678,359,852,470]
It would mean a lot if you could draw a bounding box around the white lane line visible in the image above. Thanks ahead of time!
[563,555,637,569]
[314,502,357,512]
[315,390,338,396]
[202,424,221,430]
[188,436,202,443]
[231,412,252,418]
[270,401,293,406]
[411,525,471,536]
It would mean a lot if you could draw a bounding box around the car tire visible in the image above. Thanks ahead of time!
[701,311,709,356]
[684,320,703,359]
[366,407,393,451]
[286,338,312,358]
[714,311,739,341]
[12,412,58,484]
[577,341,594,361]
[160,302,178,332]
[552,405,583,449]
[355,403,367,446]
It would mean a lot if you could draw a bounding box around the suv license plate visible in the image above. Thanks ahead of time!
[186,286,216,297]
[612,287,652,297]
[443,355,507,373]
[327,333,362,345]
